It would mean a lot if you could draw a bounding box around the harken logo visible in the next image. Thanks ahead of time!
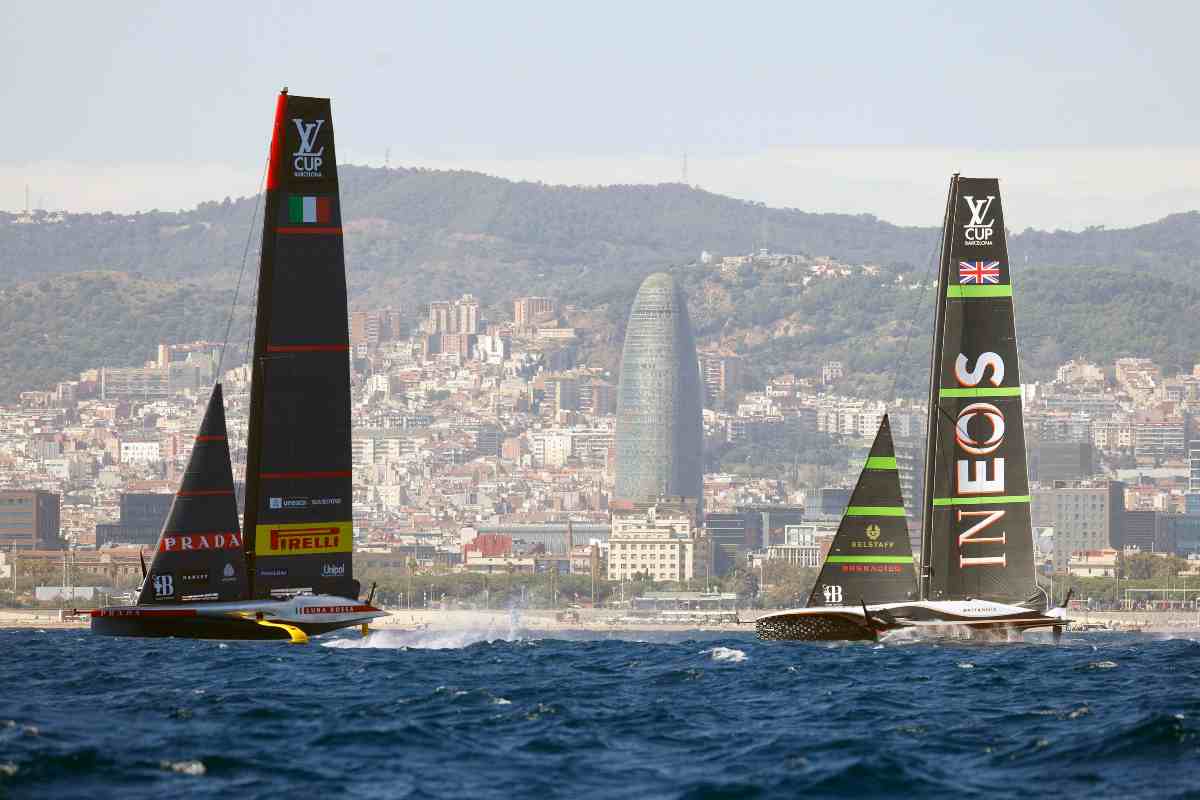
[962,195,995,246]
[292,118,325,178]
[221,562,236,582]
[153,573,174,598]
[822,584,843,604]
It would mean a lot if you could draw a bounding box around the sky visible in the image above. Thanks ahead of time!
[2,1,1198,230]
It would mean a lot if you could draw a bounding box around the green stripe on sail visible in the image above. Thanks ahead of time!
[826,555,914,564]
[938,386,1022,399]
[933,495,1031,506]
[844,506,906,516]
[864,456,897,470]
[288,195,304,224]
[946,284,1012,299]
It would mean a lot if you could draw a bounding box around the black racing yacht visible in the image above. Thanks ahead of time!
[91,91,385,642]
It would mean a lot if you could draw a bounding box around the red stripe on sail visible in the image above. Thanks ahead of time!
[260,471,352,480]
[266,344,349,353]
[265,91,288,191]
[176,489,235,497]
[195,435,226,442]
[275,226,342,235]
[316,196,332,223]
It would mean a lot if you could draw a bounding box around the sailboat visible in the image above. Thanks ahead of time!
[91,90,385,642]
[756,176,1067,641]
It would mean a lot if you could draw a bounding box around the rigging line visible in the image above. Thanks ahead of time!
[887,236,943,405]
[215,150,270,380]
[234,242,262,483]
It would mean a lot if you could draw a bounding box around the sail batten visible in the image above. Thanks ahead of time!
[808,415,917,607]
[243,92,358,601]
[923,177,1036,603]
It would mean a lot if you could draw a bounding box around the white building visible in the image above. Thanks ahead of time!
[765,524,830,567]
[530,431,573,468]
[119,440,161,464]
[608,502,706,583]
[1068,548,1119,578]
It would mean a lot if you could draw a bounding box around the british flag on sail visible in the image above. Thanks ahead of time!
[958,260,1001,284]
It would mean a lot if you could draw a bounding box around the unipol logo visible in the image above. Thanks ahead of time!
[823,585,843,604]
[153,574,174,598]
[292,118,325,178]
[962,195,995,246]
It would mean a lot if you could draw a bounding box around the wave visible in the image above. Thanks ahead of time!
[160,760,205,776]
[702,646,747,663]
[322,620,527,650]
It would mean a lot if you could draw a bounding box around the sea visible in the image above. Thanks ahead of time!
[1,624,1198,799]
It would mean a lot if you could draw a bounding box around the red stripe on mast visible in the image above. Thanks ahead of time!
[265,90,288,191]
[266,344,350,353]
[260,471,353,480]
[276,226,343,235]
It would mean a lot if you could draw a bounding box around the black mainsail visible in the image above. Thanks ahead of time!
[919,176,1036,603]
[243,90,358,601]
[808,415,916,607]
[137,383,248,605]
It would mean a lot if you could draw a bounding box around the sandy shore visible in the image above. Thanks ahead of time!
[0,609,90,629]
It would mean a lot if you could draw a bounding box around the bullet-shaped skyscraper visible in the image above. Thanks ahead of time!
[614,273,704,506]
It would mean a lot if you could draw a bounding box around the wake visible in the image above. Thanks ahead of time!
[323,619,528,650]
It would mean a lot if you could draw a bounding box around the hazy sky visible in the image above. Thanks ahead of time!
[3,1,1198,229]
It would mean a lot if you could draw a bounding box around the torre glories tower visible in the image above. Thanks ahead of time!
[613,273,704,511]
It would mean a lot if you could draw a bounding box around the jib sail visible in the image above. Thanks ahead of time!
[137,384,248,604]
[920,176,1036,602]
[243,90,358,600]
[808,415,917,607]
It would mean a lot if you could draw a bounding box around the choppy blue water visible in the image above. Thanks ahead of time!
[1,626,1198,799]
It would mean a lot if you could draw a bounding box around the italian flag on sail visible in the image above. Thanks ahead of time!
[288,195,332,224]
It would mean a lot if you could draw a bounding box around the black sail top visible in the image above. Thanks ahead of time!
[138,384,248,604]
[808,415,916,607]
[921,176,1036,602]
[242,91,358,600]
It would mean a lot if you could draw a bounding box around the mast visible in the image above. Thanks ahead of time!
[919,175,958,601]
[242,89,288,598]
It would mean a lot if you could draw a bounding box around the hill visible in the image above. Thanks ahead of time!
[0,273,240,399]
[667,262,1200,398]
[1,166,1198,398]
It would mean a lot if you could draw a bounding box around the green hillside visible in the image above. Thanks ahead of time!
[0,273,242,399]
[1,166,1198,399]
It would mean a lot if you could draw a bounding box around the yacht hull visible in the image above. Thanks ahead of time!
[90,595,385,641]
[756,599,1066,642]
